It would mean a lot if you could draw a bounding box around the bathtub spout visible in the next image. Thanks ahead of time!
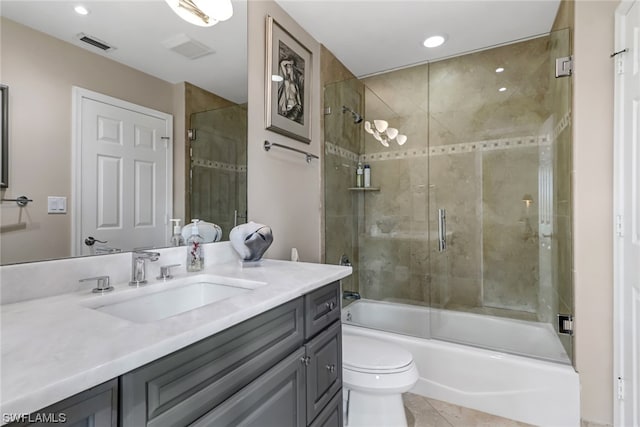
[343,290,361,300]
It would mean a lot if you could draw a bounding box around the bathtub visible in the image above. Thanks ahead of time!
[342,299,580,427]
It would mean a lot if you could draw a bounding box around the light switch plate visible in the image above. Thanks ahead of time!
[47,196,67,214]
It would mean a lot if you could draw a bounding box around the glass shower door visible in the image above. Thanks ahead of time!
[427,29,573,364]
[189,105,247,240]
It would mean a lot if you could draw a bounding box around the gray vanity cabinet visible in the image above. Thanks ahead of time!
[191,284,343,427]
[309,390,343,427]
[120,298,304,427]
[305,321,342,424]
[304,281,341,339]
[190,348,307,426]
[11,282,342,427]
[6,379,117,427]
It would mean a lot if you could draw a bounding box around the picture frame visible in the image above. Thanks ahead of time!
[1,84,8,188]
[265,16,312,143]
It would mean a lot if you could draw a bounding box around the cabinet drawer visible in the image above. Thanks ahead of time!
[7,379,117,427]
[305,321,342,424]
[121,298,304,427]
[304,281,340,339]
[309,389,343,427]
[190,348,306,427]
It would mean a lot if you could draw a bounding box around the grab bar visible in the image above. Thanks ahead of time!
[438,208,446,252]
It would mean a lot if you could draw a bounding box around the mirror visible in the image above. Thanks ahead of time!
[0,0,247,265]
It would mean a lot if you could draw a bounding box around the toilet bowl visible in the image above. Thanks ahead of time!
[342,332,419,427]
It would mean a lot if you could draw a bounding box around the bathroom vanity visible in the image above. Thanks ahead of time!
[0,247,349,427]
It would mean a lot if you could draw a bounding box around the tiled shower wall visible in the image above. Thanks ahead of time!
[191,104,247,240]
[325,34,571,328]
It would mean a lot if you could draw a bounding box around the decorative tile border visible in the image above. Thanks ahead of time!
[192,158,246,172]
[553,110,571,140]
[327,135,548,163]
[326,109,571,164]
[325,142,359,162]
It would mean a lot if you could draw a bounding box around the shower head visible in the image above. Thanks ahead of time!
[342,105,364,124]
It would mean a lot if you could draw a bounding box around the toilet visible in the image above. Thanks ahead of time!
[342,332,419,427]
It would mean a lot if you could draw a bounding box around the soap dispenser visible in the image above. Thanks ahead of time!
[170,219,185,247]
[186,219,204,272]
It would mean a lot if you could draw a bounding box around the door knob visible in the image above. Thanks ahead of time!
[85,236,107,246]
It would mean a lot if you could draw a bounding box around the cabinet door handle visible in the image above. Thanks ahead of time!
[326,364,336,373]
[300,356,311,366]
[325,301,336,310]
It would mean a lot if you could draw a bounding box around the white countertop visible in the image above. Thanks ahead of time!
[0,259,351,419]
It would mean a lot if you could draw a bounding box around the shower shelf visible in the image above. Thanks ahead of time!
[348,187,380,192]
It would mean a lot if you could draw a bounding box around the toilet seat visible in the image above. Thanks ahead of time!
[343,333,415,374]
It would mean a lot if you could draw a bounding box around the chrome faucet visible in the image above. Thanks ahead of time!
[343,290,361,300]
[129,251,160,286]
[339,254,352,267]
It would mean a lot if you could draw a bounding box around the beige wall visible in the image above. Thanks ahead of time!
[0,18,177,264]
[573,0,618,424]
[246,0,322,262]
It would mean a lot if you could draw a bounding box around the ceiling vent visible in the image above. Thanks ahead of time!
[76,33,116,52]
[162,34,215,60]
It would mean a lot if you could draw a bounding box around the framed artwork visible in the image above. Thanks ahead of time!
[1,84,7,188]
[265,16,312,143]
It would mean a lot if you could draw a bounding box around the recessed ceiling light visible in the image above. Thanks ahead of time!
[423,35,446,48]
[495,67,505,73]
[499,87,507,92]
[271,75,284,82]
[74,5,89,15]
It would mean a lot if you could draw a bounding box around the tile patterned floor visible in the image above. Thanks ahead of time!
[403,393,534,427]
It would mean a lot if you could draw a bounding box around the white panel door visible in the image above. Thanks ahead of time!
[78,95,171,255]
[615,1,640,425]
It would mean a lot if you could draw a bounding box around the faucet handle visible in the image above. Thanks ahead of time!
[79,275,114,293]
[157,264,180,280]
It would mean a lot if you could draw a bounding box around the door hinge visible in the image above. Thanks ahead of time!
[324,107,332,115]
[187,129,196,141]
[558,314,574,335]
[616,57,625,75]
[616,215,624,237]
[617,376,624,400]
[555,56,573,78]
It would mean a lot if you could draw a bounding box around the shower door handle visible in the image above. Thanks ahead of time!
[438,208,446,252]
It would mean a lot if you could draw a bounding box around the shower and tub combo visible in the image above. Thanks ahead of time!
[325,29,577,427]
[342,299,578,426]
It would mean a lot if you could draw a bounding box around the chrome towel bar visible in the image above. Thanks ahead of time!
[2,196,33,206]
[263,140,319,163]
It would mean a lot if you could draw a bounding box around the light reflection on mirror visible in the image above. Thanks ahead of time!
[0,0,247,265]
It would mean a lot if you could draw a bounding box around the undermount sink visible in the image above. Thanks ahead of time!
[90,275,266,323]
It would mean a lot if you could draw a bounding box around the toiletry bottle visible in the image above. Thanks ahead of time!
[356,162,363,187]
[186,219,204,272]
[170,219,185,246]
[364,164,371,188]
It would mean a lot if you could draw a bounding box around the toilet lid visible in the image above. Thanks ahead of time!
[343,333,414,373]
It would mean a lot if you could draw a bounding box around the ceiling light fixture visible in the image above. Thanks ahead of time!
[165,0,233,27]
[495,67,505,73]
[499,87,507,92]
[74,5,89,15]
[364,120,408,147]
[423,35,446,48]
